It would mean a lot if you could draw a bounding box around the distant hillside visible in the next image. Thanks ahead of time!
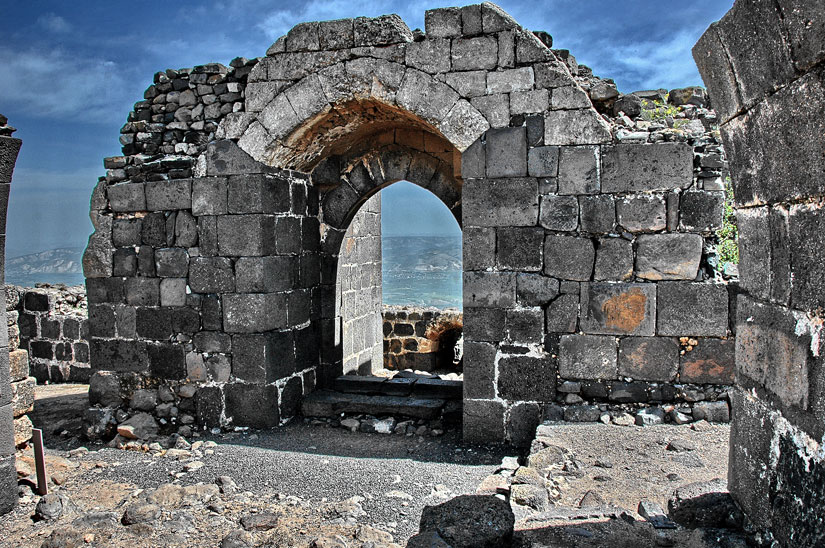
[6,247,85,287]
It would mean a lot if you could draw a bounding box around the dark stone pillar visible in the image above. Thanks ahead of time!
[0,118,21,515]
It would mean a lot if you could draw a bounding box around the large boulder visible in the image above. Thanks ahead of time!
[417,495,514,548]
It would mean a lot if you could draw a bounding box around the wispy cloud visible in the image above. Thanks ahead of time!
[0,47,132,123]
[37,13,72,33]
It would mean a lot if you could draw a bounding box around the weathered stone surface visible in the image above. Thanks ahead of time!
[657,282,728,337]
[496,227,544,271]
[545,294,579,333]
[516,274,559,306]
[559,334,617,380]
[543,234,594,281]
[418,495,514,548]
[463,178,538,227]
[616,195,666,232]
[680,338,735,384]
[579,195,615,234]
[601,143,693,193]
[527,146,559,177]
[223,293,287,332]
[593,238,633,281]
[580,282,656,336]
[635,234,703,281]
[618,337,680,382]
[464,272,516,308]
[539,195,578,231]
[544,109,611,145]
[463,399,505,443]
[558,146,599,195]
[498,356,555,401]
[486,127,527,178]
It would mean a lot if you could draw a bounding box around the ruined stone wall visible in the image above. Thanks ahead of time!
[382,306,463,372]
[82,2,735,446]
[7,285,90,383]
[0,116,21,515]
[337,194,383,375]
[695,2,825,545]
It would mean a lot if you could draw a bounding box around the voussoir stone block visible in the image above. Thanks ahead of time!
[559,334,617,380]
[601,143,693,193]
[580,282,656,336]
[635,233,703,281]
[543,234,594,281]
[657,282,729,337]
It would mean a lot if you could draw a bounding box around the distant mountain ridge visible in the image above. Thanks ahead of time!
[6,247,84,286]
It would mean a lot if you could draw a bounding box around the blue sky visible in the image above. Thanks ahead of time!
[0,0,732,254]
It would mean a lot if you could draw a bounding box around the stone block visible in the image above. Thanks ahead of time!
[207,140,266,176]
[635,233,703,281]
[470,94,509,128]
[657,282,729,337]
[235,256,296,292]
[778,0,825,71]
[545,294,579,333]
[692,25,743,123]
[593,238,633,281]
[124,278,160,306]
[516,274,559,306]
[224,383,280,429]
[145,179,191,211]
[559,334,617,380]
[141,212,166,247]
[463,399,505,443]
[112,248,137,277]
[609,382,649,403]
[601,143,693,193]
[716,0,794,109]
[544,109,611,146]
[154,247,189,277]
[505,307,544,344]
[736,295,813,414]
[551,86,591,109]
[464,272,516,308]
[406,38,451,74]
[447,71,487,99]
[223,293,288,332]
[192,177,228,216]
[217,215,277,256]
[135,307,172,340]
[9,350,28,383]
[616,195,666,232]
[463,178,538,227]
[463,341,496,399]
[175,210,198,247]
[511,89,549,114]
[528,146,560,177]
[396,68,459,126]
[90,339,149,373]
[580,282,656,336]
[463,308,506,341]
[148,341,186,380]
[499,356,555,401]
[11,378,35,417]
[463,227,495,271]
[486,67,534,94]
[507,402,542,448]
[539,195,578,231]
[425,7,461,37]
[108,183,146,212]
[496,227,544,271]
[112,218,143,246]
[227,174,290,214]
[232,332,295,383]
[679,190,724,232]
[618,337,680,382]
[160,278,187,307]
[579,195,615,234]
[318,18,354,50]
[789,204,825,309]
[558,146,599,195]
[543,234,594,281]
[692,401,730,423]
[486,127,527,178]
[680,338,735,384]
[189,257,235,293]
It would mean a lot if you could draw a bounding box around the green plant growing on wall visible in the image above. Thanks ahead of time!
[640,99,680,122]
[716,176,739,268]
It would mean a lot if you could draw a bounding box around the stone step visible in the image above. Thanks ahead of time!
[332,375,463,399]
[301,390,447,420]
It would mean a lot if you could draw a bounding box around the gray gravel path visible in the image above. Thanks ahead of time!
[73,422,512,542]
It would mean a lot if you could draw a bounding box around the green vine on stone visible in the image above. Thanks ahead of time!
[716,176,739,267]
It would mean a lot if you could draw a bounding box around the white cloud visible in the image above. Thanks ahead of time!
[0,47,132,123]
[37,13,72,34]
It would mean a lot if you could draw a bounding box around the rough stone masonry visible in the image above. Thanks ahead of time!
[695,1,825,545]
[81,3,734,447]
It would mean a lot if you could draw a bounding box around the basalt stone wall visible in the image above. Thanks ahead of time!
[84,2,734,445]
[382,306,463,372]
[0,117,21,515]
[695,2,825,545]
[5,287,36,451]
[8,285,90,383]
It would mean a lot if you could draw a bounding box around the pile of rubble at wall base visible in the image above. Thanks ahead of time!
[7,285,90,383]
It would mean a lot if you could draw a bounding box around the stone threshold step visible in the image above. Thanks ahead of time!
[301,390,448,420]
[333,375,463,399]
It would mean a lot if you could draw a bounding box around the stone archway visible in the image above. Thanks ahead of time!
[84,3,733,448]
